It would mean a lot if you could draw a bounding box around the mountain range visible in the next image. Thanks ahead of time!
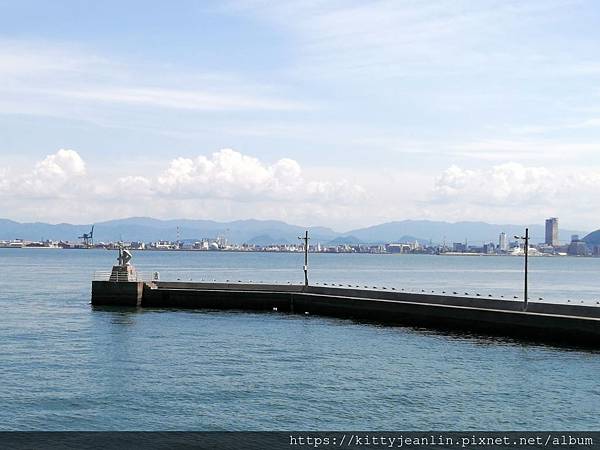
[0,217,591,245]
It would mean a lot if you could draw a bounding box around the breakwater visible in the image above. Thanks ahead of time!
[92,280,600,346]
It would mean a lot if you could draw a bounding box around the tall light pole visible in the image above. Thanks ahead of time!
[514,228,529,311]
[298,230,310,286]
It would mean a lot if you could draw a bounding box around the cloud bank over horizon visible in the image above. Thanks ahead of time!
[0,148,598,231]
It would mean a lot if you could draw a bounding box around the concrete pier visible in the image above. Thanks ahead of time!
[91,280,145,306]
[91,280,600,346]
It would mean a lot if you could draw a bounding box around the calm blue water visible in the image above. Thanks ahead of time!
[1,248,599,430]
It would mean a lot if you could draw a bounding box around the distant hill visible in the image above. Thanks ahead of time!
[0,217,338,244]
[0,218,91,242]
[583,229,600,246]
[0,217,589,245]
[345,220,584,245]
[327,235,361,245]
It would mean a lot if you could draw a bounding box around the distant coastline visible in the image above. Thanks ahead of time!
[0,245,593,257]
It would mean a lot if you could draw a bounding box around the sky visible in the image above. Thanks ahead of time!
[1,0,600,232]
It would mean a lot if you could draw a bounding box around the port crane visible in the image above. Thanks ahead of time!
[79,225,94,247]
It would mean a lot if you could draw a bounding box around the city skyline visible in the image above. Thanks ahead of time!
[2,216,596,257]
[2,1,600,230]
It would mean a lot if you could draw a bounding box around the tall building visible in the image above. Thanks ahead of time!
[545,217,559,246]
[499,232,508,252]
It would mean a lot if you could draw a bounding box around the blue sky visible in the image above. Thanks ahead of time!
[1,0,600,231]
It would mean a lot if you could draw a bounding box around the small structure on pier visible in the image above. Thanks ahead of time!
[92,246,146,306]
[109,245,138,282]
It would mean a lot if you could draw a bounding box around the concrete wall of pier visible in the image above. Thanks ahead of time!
[91,280,144,306]
[91,281,600,345]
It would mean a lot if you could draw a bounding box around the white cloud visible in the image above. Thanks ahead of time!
[231,0,581,80]
[447,139,600,161]
[34,149,86,179]
[122,148,364,203]
[0,39,307,120]
[426,162,600,227]
[569,118,600,129]
[155,150,288,197]
[432,163,554,205]
[0,167,9,192]
[49,87,306,112]
[1,149,88,198]
[0,40,108,80]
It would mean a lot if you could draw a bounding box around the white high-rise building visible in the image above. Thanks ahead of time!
[499,232,508,252]
[545,217,559,247]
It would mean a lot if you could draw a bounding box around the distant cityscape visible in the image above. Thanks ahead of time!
[0,217,598,257]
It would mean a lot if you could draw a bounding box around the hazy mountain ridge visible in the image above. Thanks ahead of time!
[346,220,586,245]
[584,230,600,246]
[0,217,591,245]
[0,217,339,244]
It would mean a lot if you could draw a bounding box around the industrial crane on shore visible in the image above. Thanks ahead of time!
[79,225,94,247]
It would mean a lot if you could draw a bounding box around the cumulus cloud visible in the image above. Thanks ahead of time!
[1,149,87,198]
[410,161,600,228]
[432,162,600,206]
[433,162,554,205]
[122,148,365,203]
[155,149,296,198]
[34,148,86,179]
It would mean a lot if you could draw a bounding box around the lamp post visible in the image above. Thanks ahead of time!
[514,228,529,311]
[298,230,310,286]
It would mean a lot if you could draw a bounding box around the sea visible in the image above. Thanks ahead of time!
[1,248,599,430]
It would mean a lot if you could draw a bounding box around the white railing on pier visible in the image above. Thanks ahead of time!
[93,271,159,282]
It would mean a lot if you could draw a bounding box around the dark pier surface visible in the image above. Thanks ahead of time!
[92,280,600,346]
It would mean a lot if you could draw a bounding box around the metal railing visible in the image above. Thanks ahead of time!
[93,271,159,282]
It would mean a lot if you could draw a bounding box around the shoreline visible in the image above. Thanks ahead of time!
[0,246,594,257]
